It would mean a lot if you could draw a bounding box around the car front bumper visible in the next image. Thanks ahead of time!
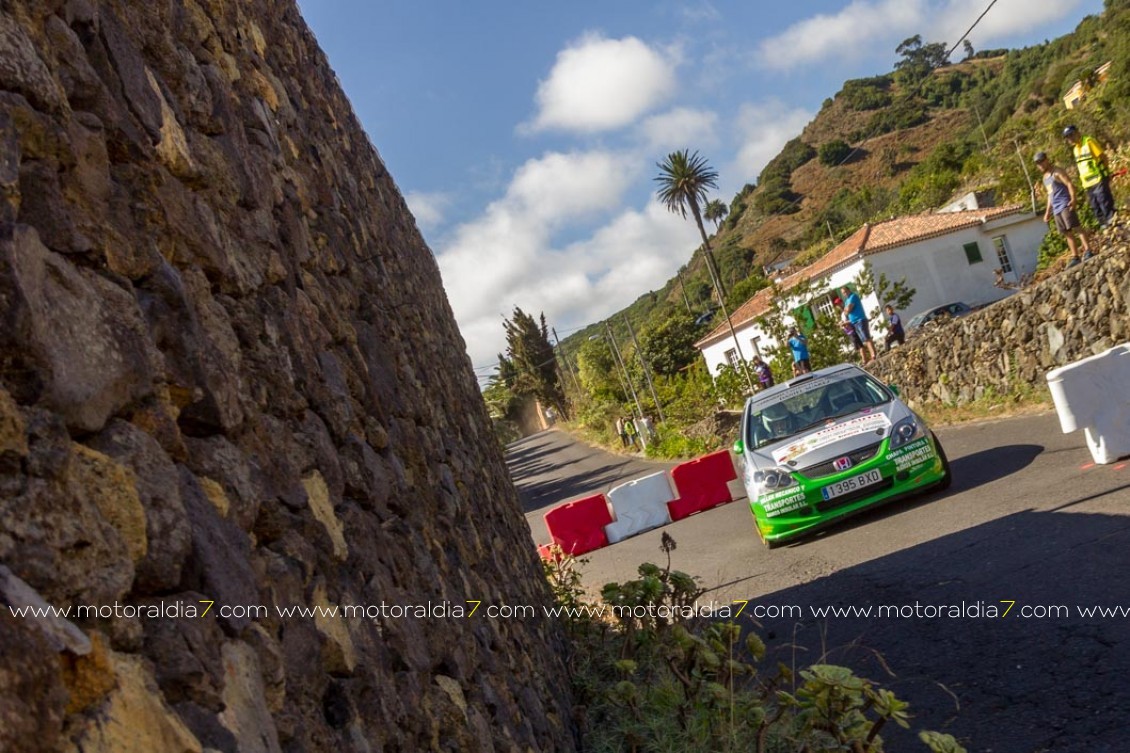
[749,435,946,545]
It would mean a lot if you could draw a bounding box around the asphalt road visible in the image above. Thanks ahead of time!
[507,412,1130,753]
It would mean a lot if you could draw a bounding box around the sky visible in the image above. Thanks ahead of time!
[297,0,1103,384]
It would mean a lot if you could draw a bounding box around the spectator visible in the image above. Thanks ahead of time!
[841,311,864,359]
[638,414,657,441]
[753,356,774,390]
[787,328,811,375]
[624,418,639,449]
[1064,125,1116,227]
[884,304,905,350]
[1035,151,1093,266]
[615,416,628,447]
[840,286,877,363]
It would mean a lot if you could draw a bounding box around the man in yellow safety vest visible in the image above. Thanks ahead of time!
[1064,125,1116,227]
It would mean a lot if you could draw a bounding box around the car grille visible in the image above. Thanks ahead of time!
[797,441,883,480]
[814,478,894,513]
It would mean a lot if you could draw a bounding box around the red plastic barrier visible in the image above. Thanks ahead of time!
[537,544,560,562]
[543,494,613,555]
[667,450,737,521]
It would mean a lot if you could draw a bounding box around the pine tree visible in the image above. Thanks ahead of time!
[502,307,567,417]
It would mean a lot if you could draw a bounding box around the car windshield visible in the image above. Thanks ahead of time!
[745,373,892,449]
[907,312,930,329]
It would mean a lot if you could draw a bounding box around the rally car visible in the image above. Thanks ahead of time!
[734,364,950,548]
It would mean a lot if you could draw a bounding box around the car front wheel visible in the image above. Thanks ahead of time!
[931,432,952,491]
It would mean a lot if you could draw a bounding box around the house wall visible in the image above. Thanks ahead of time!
[869,215,1047,322]
[700,320,779,376]
[697,214,1047,375]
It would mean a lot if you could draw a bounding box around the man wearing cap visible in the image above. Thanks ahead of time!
[1064,125,1116,227]
[1035,151,1093,267]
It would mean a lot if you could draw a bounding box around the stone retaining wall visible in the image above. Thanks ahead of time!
[868,247,1130,407]
[0,2,575,750]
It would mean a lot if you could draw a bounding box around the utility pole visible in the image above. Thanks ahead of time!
[1013,138,1038,214]
[972,104,991,153]
[700,243,728,303]
[551,327,581,396]
[692,212,756,395]
[604,322,647,449]
[675,267,693,313]
[623,314,666,424]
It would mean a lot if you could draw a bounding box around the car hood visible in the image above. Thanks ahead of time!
[747,403,912,473]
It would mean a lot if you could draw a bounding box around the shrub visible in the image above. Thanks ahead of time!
[545,545,971,753]
[853,97,930,140]
[818,139,853,166]
[645,430,710,459]
[840,75,894,111]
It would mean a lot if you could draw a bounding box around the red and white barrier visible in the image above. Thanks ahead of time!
[537,449,742,556]
[604,471,676,544]
[667,450,737,521]
[542,493,613,555]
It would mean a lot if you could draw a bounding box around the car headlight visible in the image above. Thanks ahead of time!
[750,467,796,496]
[889,415,925,449]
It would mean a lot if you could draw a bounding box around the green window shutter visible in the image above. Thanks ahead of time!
[791,305,817,333]
[963,242,983,264]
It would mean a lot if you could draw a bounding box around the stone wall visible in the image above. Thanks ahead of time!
[0,1,575,751]
[868,248,1130,407]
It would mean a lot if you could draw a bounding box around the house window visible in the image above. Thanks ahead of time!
[992,235,1013,274]
[724,348,739,369]
[749,337,762,358]
[964,241,983,264]
[814,294,838,319]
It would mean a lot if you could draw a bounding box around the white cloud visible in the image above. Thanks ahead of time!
[757,0,926,70]
[728,100,814,188]
[506,151,636,224]
[435,152,700,369]
[934,0,1092,44]
[639,107,720,153]
[404,190,450,234]
[757,0,1092,71]
[523,33,678,134]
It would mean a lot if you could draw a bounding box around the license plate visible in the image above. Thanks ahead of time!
[821,469,883,501]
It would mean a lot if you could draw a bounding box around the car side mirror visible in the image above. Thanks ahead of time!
[732,439,745,455]
[888,384,901,396]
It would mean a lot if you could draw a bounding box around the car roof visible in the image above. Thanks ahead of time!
[744,363,866,408]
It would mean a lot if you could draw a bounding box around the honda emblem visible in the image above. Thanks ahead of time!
[833,456,853,471]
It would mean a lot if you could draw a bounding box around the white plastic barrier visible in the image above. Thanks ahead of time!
[604,471,676,544]
[1046,343,1130,465]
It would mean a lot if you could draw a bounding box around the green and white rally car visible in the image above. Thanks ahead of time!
[734,364,950,548]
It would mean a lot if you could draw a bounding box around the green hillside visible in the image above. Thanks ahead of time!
[567,1,1130,353]
[498,0,1130,452]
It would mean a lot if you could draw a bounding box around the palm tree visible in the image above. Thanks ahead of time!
[704,198,728,231]
[655,150,755,393]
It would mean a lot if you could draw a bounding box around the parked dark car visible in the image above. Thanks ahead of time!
[905,302,974,334]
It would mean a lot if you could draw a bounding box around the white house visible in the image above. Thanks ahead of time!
[695,205,1047,375]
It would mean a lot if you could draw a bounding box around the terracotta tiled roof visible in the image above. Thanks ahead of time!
[694,205,1025,349]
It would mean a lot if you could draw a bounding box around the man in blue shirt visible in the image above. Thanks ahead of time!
[840,286,877,363]
[787,328,810,375]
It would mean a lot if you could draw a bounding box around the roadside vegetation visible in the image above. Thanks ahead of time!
[546,536,969,752]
